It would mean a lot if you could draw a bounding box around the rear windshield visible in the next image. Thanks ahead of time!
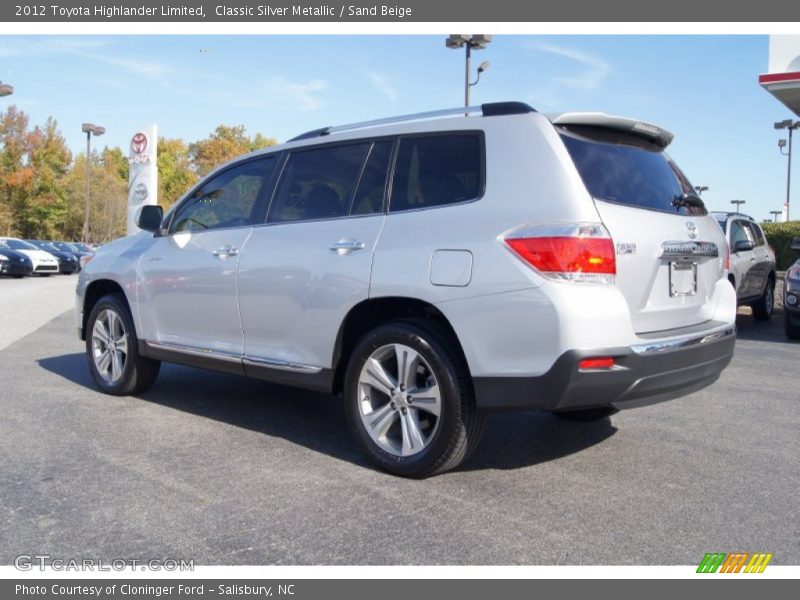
[559,125,706,216]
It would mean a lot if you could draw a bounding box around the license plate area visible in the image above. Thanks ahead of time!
[669,261,697,297]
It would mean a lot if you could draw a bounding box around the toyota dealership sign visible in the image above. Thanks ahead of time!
[127,125,158,235]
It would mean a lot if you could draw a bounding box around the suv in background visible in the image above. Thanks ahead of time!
[712,212,776,321]
[784,238,800,340]
[77,102,737,477]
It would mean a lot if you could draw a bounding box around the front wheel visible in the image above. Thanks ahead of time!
[751,279,774,321]
[344,320,483,478]
[85,294,160,395]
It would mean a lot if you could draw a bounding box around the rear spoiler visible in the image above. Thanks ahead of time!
[549,112,674,149]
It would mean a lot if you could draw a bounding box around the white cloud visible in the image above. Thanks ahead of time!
[526,40,611,91]
[364,69,397,102]
[263,77,327,111]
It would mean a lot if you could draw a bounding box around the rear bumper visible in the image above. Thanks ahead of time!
[474,322,736,412]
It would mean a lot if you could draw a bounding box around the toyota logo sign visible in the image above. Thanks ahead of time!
[131,132,148,154]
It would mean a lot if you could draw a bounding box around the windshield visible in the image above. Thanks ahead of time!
[559,125,707,216]
[5,239,37,251]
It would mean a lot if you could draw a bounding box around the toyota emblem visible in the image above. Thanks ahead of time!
[686,221,697,239]
[131,132,148,154]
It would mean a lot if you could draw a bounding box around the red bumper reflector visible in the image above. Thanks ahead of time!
[579,357,615,370]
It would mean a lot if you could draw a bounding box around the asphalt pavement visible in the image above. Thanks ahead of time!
[0,279,797,565]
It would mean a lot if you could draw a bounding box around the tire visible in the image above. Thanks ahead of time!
[13,275,24,279]
[85,293,160,395]
[553,406,619,422]
[751,278,775,322]
[785,311,800,341]
[343,319,483,478]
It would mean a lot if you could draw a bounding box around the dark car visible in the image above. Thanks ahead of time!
[784,238,800,340]
[25,240,80,274]
[0,247,34,278]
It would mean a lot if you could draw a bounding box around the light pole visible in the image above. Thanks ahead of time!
[775,118,800,221]
[731,199,746,213]
[694,185,708,196]
[446,34,492,112]
[770,210,782,222]
[81,123,105,243]
[0,81,13,97]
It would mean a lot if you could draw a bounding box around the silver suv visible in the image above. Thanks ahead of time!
[712,212,776,321]
[77,102,737,477]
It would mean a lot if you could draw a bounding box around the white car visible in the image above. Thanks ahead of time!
[0,237,59,275]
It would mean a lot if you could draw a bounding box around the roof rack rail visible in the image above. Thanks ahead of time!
[287,102,536,142]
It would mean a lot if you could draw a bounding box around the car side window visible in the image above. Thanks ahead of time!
[731,220,755,247]
[749,223,766,246]
[170,157,275,234]
[269,143,371,223]
[390,134,483,212]
[351,141,393,216]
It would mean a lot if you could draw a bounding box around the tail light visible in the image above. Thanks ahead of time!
[503,223,616,284]
[578,357,615,370]
[724,246,730,272]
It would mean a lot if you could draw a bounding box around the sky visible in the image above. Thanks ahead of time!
[0,34,795,220]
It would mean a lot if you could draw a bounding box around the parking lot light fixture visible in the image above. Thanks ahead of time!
[446,34,492,112]
[775,119,800,221]
[694,185,708,196]
[81,123,106,243]
[770,210,782,222]
[731,199,746,213]
[0,81,13,97]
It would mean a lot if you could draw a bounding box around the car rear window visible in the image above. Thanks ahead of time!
[559,125,706,216]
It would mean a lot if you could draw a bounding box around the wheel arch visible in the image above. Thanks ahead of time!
[81,279,132,340]
[331,296,470,395]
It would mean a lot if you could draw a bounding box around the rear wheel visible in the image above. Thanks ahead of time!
[344,320,483,478]
[785,311,800,340]
[553,406,618,422]
[751,279,774,321]
[85,294,160,395]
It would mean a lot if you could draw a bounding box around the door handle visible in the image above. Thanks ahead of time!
[212,246,239,259]
[330,239,365,255]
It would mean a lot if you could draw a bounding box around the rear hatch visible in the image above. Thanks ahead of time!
[554,114,725,334]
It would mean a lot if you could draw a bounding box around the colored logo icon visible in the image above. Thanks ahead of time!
[697,552,773,573]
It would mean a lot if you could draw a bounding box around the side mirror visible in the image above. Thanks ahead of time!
[136,205,163,233]
[791,237,800,251]
[733,239,754,253]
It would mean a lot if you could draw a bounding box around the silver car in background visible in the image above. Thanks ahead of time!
[76,102,737,477]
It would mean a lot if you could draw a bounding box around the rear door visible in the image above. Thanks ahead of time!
[559,125,726,334]
[237,139,392,373]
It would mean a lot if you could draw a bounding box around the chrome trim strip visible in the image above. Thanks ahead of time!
[242,355,323,374]
[630,325,736,356]
[144,341,242,363]
[658,241,719,259]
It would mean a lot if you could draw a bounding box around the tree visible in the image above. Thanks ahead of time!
[157,137,197,209]
[189,125,276,177]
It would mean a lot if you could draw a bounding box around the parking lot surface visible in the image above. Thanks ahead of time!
[0,280,797,565]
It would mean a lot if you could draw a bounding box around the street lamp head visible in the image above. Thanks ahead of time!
[82,123,105,136]
[470,35,493,50]
[0,82,13,97]
[774,119,795,130]
[778,139,787,148]
[477,60,491,74]
[694,185,708,194]
[446,34,468,49]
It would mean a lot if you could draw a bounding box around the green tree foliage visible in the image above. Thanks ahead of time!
[0,104,276,241]
[157,137,197,209]
[762,221,800,270]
